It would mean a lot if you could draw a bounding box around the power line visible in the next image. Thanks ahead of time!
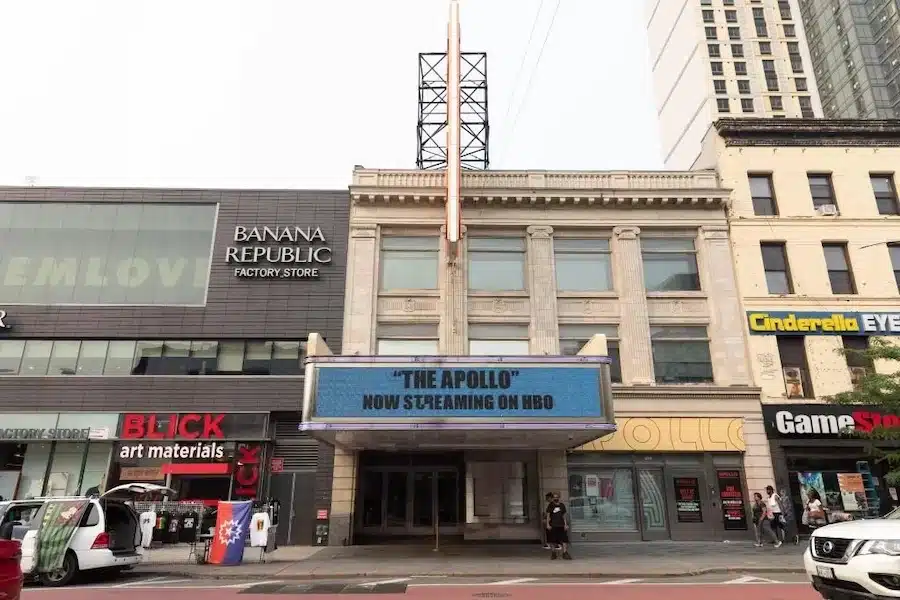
[500,0,547,128]
[499,0,562,164]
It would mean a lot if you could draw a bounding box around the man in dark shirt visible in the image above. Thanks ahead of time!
[545,492,571,560]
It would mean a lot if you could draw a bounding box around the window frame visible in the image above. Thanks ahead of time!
[748,173,778,216]
[760,241,793,294]
[822,242,856,295]
[871,174,899,215]
[777,336,814,399]
[558,324,621,383]
[379,235,440,291]
[641,237,702,293]
[808,173,837,208]
[468,323,530,356]
[467,236,527,292]
[649,326,714,384]
[888,243,900,292]
[553,237,614,293]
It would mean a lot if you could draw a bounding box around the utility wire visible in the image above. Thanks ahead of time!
[499,0,562,165]
[500,0,547,128]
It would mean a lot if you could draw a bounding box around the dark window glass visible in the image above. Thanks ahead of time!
[889,244,900,291]
[731,44,744,58]
[872,175,899,215]
[809,175,836,208]
[650,327,713,384]
[558,325,620,383]
[761,242,792,294]
[0,203,216,305]
[777,337,813,398]
[823,243,856,294]
[641,239,701,292]
[842,337,872,370]
[749,175,778,216]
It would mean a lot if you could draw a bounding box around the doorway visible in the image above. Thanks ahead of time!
[356,451,464,541]
[667,469,716,540]
[637,468,669,540]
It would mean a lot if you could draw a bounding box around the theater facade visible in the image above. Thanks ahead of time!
[0,187,349,545]
[302,168,772,545]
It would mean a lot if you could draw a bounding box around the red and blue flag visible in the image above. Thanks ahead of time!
[208,500,252,566]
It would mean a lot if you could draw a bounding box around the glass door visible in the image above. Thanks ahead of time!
[384,471,408,529]
[637,469,669,540]
[667,470,715,540]
[411,471,434,529]
[436,471,459,525]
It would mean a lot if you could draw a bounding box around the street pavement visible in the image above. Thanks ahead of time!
[21,573,819,599]
[133,540,808,579]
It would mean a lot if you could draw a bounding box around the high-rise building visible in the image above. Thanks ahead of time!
[798,0,900,119]
[645,0,824,169]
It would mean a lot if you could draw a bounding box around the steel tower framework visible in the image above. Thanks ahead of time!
[416,52,489,171]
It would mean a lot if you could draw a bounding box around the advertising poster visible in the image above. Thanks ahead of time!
[584,474,600,498]
[837,473,867,512]
[674,477,703,523]
[797,471,827,505]
[35,499,90,573]
[716,470,748,531]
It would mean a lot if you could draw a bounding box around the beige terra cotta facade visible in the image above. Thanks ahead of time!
[700,119,900,404]
[323,168,775,543]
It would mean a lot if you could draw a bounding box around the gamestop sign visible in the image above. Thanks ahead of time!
[762,404,900,439]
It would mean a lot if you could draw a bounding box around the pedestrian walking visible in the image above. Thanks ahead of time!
[803,489,827,530]
[751,492,777,547]
[540,492,553,549]
[765,485,785,547]
[545,492,572,560]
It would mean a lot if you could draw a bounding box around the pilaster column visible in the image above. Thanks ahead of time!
[440,225,468,355]
[342,225,378,355]
[699,226,751,386]
[526,225,559,355]
[613,226,654,384]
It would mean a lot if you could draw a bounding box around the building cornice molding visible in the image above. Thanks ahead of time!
[715,118,900,147]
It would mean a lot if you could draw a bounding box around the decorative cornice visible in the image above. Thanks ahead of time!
[613,226,640,240]
[714,118,900,147]
[350,169,729,209]
[526,225,553,238]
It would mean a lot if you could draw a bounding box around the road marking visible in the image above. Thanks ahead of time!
[221,580,282,588]
[489,578,537,585]
[599,578,644,585]
[113,576,174,587]
[360,577,411,587]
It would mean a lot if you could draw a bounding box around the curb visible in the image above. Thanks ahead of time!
[133,566,807,581]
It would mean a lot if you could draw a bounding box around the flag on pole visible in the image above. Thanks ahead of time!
[35,499,90,573]
[208,501,252,566]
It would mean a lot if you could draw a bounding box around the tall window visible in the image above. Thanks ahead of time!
[809,174,837,208]
[749,175,777,216]
[650,326,713,384]
[823,243,856,294]
[763,60,779,91]
[761,242,792,294]
[889,244,900,291]
[753,6,768,37]
[380,236,439,290]
[872,174,899,215]
[468,237,526,292]
[777,337,812,398]
[554,239,613,292]
[798,96,814,118]
[641,238,701,292]
[376,323,439,355]
[843,336,873,386]
[558,324,622,383]
[468,324,529,355]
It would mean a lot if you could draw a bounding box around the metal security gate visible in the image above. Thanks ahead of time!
[269,417,320,545]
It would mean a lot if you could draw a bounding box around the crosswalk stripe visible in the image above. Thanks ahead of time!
[360,577,411,587]
[599,578,644,585]
[489,578,537,585]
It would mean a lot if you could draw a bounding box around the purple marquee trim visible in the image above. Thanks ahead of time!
[299,422,617,431]
[305,355,610,365]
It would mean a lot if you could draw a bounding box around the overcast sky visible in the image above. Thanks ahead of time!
[0,0,662,189]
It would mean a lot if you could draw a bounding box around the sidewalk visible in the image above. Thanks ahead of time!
[135,541,808,579]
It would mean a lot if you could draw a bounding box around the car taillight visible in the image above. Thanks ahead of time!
[91,532,110,549]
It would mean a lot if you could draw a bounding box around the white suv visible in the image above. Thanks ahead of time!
[804,507,900,599]
[2,483,174,587]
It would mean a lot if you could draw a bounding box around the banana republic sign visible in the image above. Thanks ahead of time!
[226,226,333,280]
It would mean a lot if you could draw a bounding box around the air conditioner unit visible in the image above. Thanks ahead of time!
[849,366,868,386]
[816,204,839,216]
[783,367,805,398]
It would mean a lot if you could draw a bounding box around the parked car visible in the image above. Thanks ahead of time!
[0,483,174,587]
[803,506,900,599]
[0,540,23,600]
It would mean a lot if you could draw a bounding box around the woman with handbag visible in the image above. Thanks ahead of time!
[804,489,827,530]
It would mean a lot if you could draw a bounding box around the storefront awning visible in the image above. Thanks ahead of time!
[300,355,616,450]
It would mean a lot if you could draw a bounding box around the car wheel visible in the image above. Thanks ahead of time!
[39,551,78,587]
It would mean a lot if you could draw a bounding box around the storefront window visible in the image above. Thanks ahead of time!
[48,341,80,375]
[104,341,137,375]
[568,468,638,532]
[20,341,52,376]
[77,341,109,375]
[17,443,51,498]
[0,340,24,374]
